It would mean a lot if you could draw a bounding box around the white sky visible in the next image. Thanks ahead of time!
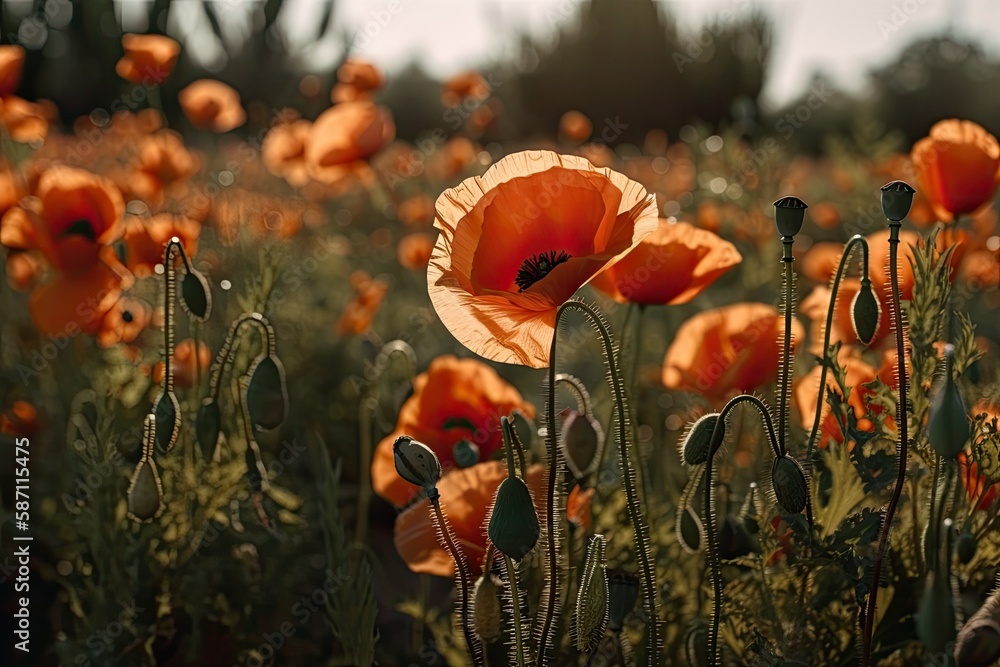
[320,0,997,108]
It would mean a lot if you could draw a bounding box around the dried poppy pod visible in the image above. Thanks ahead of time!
[680,413,724,465]
[771,455,808,514]
[880,180,915,222]
[392,436,442,493]
[851,277,881,347]
[772,195,808,238]
[472,573,501,642]
[560,408,603,479]
[574,534,609,652]
[487,475,539,561]
[928,345,970,460]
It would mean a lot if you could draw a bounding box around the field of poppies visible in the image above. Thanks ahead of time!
[1,6,1000,667]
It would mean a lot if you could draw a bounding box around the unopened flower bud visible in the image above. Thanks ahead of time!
[574,534,609,652]
[560,409,602,480]
[487,476,539,561]
[928,345,970,460]
[771,455,808,514]
[680,413,724,465]
[851,278,881,347]
[472,574,502,642]
[393,436,442,491]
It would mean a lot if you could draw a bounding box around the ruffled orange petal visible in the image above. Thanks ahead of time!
[912,119,1000,222]
[117,34,180,85]
[28,260,122,335]
[306,102,394,172]
[178,80,245,132]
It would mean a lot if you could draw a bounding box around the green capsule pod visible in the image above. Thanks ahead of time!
[560,409,603,480]
[452,439,480,468]
[196,398,222,460]
[880,180,915,222]
[680,413,724,466]
[772,196,808,237]
[153,389,180,455]
[851,278,881,347]
[575,534,608,652]
[955,531,977,565]
[127,459,163,522]
[246,354,288,431]
[393,436,442,491]
[928,346,970,460]
[771,455,808,514]
[487,476,539,561]
[180,269,212,321]
[676,505,704,554]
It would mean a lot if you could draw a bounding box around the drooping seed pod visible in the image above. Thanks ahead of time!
[771,455,808,514]
[487,476,539,561]
[917,571,956,652]
[196,397,222,460]
[153,389,180,455]
[683,620,709,667]
[880,180,915,222]
[127,415,163,523]
[851,277,881,347]
[246,354,289,431]
[452,439,480,468]
[955,531,977,565]
[575,534,609,652]
[180,268,212,321]
[393,436,442,491]
[472,573,502,642]
[560,408,603,480]
[676,505,704,554]
[680,413,724,465]
[928,345,970,460]
[772,196,808,237]
[606,569,639,633]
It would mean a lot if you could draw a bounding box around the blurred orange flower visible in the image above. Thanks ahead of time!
[119,213,200,277]
[5,249,40,291]
[589,219,741,305]
[336,58,384,93]
[116,34,180,85]
[394,461,545,577]
[427,136,478,181]
[662,302,804,401]
[305,101,394,183]
[397,232,435,271]
[396,194,435,227]
[0,400,37,437]
[567,484,595,531]
[179,80,246,132]
[129,130,200,207]
[441,71,491,108]
[262,119,312,187]
[153,338,212,389]
[97,296,152,348]
[0,96,51,144]
[0,163,25,217]
[911,119,1000,222]
[371,355,536,507]
[0,45,25,97]
[1,167,127,334]
[335,270,388,336]
[428,150,658,367]
[560,110,593,143]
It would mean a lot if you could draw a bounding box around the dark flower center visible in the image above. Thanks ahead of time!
[515,250,571,292]
[61,218,97,242]
[122,310,134,323]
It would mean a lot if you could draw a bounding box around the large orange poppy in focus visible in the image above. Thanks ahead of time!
[428,150,659,367]
[394,461,546,577]
[589,219,741,305]
[911,119,1000,222]
[662,302,804,402]
[371,355,535,507]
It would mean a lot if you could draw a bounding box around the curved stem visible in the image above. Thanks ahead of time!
[805,235,869,464]
[163,243,180,391]
[554,373,592,415]
[535,299,659,666]
[429,495,484,666]
[503,416,528,478]
[208,313,275,403]
[504,554,527,667]
[861,223,909,666]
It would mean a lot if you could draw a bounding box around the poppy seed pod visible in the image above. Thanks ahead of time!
[574,534,609,652]
[955,531,977,565]
[680,413,724,465]
[452,440,480,468]
[180,268,212,321]
[153,389,180,455]
[560,409,603,479]
[392,436,443,491]
[851,278,881,347]
[606,569,640,632]
[771,455,808,514]
[195,397,222,459]
[928,346,970,460]
[487,476,540,561]
[472,574,502,642]
[676,505,704,554]
[772,196,808,237]
[880,180,915,222]
[917,571,957,651]
[246,354,289,432]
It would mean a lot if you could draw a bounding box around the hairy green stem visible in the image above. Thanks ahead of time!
[505,554,527,667]
[778,241,794,456]
[862,222,909,666]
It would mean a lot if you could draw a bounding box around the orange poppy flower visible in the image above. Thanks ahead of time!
[959,250,1000,289]
[335,270,388,336]
[336,58,384,92]
[119,213,200,277]
[116,34,181,85]
[441,71,491,108]
[394,461,546,577]
[661,302,804,402]
[5,249,40,291]
[428,150,659,367]
[0,45,24,97]
[2,166,129,333]
[0,163,25,217]
[0,400,37,437]
[589,219,741,305]
[153,338,212,389]
[397,232,435,271]
[330,82,367,104]
[178,80,246,132]
[567,484,595,531]
[97,296,152,348]
[262,119,312,187]
[0,96,50,144]
[427,136,479,181]
[560,110,593,143]
[129,130,200,207]
[793,351,893,448]
[396,194,435,227]
[305,101,394,182]
[371,355,536,507]
[911,119,1000,222]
